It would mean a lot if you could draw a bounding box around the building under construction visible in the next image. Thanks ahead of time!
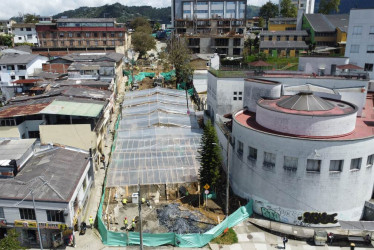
[172,0,247,56]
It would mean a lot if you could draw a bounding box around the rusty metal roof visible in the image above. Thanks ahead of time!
[0,103,50,118]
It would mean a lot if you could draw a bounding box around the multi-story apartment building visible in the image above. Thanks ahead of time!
[36,18,127,50]
[345,9,374,80]
[280,0,315,14]
[172,0,247,57]
[12,23,39,46]
[0,20,15,35]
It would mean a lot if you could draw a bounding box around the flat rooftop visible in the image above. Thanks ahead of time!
[235,94,374,140]
[0,147,89,202]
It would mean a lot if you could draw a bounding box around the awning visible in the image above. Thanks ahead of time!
[339,221,374,231]
[337,64,363,70]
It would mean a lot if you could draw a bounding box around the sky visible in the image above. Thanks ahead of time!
[0,0,277,19]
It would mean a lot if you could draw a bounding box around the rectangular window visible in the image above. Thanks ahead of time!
[70,40,74,46]
[103,40,107,45]
[329,160,343,172]
[269,36,273,41]
[68,32,73,38]
[277,36,280,41]
[119,32,123,37]
[111,33,115,38]
[370,26,374,35]
[85,32,90,37]
[294,36,297,41]
[11,75,15,80]
[0,208,4,218]
[284,156,298,171]
[263,152,276,168]
[306,159,321,172]
[7,65,15,70]
[248,147,257,161]
[77,33,81,38]
[350,158,362,170]
[367,45,374,53]
[19,208,36,220]
[352,26,363,35]
[59,32,64,38]
[237,140,243,157]
[102,32,107,37]
[350,44,360,53]
[20,28,23,31]
[367,154,374,167]
[78,40,82,46]
[365,63,374,72]
[94,32,98,37]
[286,35,289,41]
[26,27,31,31]
[18,65,26,70]
[46,210,65,222]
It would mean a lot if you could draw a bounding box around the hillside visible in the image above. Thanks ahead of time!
[52,2,261,24]
[314,0,374,13]
[53,3,171,24]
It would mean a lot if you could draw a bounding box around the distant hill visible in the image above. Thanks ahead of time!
[53,3,171,24]
[52,2,260,25]
[314,0,374,14]
[247,5,260,18]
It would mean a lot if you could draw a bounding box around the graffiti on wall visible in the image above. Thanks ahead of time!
[298,212,338,225]
[261,207,280,222]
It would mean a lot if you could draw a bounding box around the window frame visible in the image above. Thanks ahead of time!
[263,152,276,168]
[283,156,298,172]
[350,158,362,171]
[46,210,65,223]
[19,208,36,220]
[248,146,257,161]
[367,154,374,167]
[329,160,343,172]
[306,159,321,173]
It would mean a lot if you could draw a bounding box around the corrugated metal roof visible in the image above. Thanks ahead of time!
[277,92,335,111]
[0,54,40,65]
[0,103,50,118]
[39,100,104,117]
[0,139,36,160]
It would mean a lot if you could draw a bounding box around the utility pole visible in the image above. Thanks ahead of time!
[31,189,43,250]
[138,183,143,250]
[225,132,230,218]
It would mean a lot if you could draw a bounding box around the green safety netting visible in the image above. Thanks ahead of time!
[160,70,176,81]
[98,180,253,248]
[123,70,131,76]
[128,72,156,84]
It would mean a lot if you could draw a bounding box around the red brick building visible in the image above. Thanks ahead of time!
[36,18,128,50]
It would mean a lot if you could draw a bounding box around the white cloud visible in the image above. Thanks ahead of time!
[0,0,279,19]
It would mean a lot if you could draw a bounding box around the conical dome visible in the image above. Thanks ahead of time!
[276,91,335,111]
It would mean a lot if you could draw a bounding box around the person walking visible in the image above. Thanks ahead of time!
[124,217,128,229]
[328,232,334,245]
[122,197,127,206]
[282,236,288,249]
[89,216,94,229]
[132,218,136,231]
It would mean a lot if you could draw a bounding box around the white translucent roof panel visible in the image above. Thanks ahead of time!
[123,94,187,107]
[119,111,199,130]
[122,102,188,116]
[125,87,186,98]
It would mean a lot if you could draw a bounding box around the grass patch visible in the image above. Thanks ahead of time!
[211,228,238,245]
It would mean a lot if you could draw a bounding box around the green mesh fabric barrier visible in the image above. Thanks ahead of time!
[160,70,176,81]
[127,72,156,84]
[123,70,131,76]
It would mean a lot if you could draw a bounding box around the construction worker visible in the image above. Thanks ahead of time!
[141,197,145,204]
[89,216,94,229]
[124,217,128,229]
[132,218,136,231]
[122,198,127,206]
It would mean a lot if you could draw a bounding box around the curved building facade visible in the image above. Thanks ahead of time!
[229,80,374,227]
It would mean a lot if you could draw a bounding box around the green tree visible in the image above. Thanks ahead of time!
[0,229,25,250]
[258,17,265,28]
[131,17,150,29]
[244,38,253,55]
[280,0,297,17]
[131,31,156,58]
[154,22,161,31]
[167,36,194,85]
[135,25,152,34]
[0,35,13,47]
[24,14,38,23]
[319,0,340,14]
[259,1,278,20]
[197,120,222,190]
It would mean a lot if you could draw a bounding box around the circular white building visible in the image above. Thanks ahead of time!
[230,79,374,227]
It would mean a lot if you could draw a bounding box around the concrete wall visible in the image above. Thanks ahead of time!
[40,124,96,150]
[256,104,357,137]
[299,57,349,75]
[243,80,281,112]
[345,9,374,79]
[13,27,38,45]
[230,113,374,226]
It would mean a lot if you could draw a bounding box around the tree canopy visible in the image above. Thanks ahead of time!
[0,35,13,47]
[319,0,341,14]
[131,31,156,58]
[131,17,150,29]
[280,0,298,17]
[23,14,38,23]
[167,36,194,85]
[0,229,25,250]
[197,120,222,190]
[259,1,278,20]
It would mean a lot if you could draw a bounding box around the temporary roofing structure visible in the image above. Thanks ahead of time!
[107,87,202,187]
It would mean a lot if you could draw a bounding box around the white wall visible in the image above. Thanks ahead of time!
[13,27,38,45]
[345,9,374,79]
[230,114,374,226]
[299,57,349,75]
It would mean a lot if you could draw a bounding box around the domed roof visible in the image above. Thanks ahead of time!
[276,91,335,111]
